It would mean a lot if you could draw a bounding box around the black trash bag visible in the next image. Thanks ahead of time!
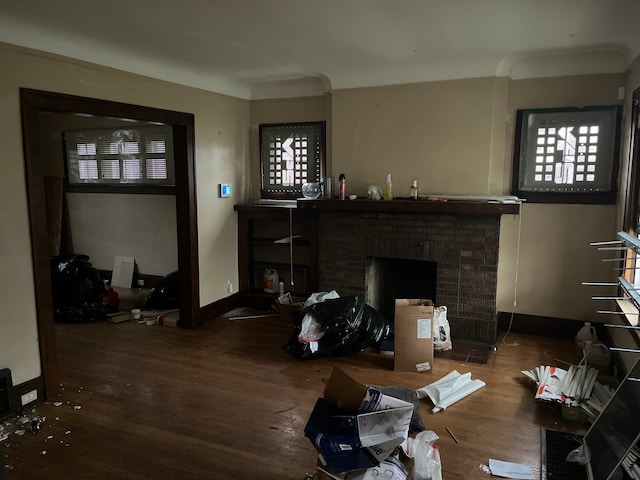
[55,302,109,323]
[147,271,180,309]
[284,296,391,359]
[50,254,108,322]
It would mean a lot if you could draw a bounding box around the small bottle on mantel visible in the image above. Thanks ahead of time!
[410,179,419,200]
[339,173,346,200]
[383,173,393,200]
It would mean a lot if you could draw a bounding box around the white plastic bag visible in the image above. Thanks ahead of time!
[566,441,591,466]
[298,313,325,343]
[408,430,442,480]
[303,290,340,308]
[433,306,452,352]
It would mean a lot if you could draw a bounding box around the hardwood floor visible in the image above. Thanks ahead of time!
[3,312,589,479]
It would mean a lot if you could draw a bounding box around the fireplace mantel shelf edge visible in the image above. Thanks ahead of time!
[296,198,520,215]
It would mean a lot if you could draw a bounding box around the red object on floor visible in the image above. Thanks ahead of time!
[100,288,119,309]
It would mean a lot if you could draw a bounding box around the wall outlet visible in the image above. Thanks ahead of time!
[21,389,37,406]
[226,281,233,293]
[137,279,145,287]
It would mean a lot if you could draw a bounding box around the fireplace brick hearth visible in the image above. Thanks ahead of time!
[316,208,504,344]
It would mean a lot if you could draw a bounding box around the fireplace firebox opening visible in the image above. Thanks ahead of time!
[366,257,437,323]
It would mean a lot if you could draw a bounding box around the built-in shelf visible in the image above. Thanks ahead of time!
[235,204,319,307]
[249,238,310,247]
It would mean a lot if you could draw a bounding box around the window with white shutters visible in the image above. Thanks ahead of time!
[65,126,174,187]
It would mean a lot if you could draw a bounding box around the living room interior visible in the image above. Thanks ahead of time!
[2,1,640,479]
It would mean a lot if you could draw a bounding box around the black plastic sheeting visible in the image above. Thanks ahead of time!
[284,296,391,360]
[50,254,110,323]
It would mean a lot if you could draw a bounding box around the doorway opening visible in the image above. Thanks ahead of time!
[20,88,200,400]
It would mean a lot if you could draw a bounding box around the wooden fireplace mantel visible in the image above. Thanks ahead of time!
[296,198,520,215]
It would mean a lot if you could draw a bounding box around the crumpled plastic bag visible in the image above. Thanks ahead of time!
[303,290,340,309]
[566,441,591,466]
[298,314,325,343]
[433,306,452,352]
[404,430,442,480]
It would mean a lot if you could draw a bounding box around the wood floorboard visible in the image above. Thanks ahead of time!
[2,315,590,479]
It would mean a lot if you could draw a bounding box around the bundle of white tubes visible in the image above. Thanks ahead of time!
[521,364,615,419]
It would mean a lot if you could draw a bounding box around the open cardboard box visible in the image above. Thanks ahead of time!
[304,367,413,475]
[275,294,306,322]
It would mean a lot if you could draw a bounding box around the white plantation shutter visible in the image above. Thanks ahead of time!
[100,159,120,180]
[146,159,168,179]
[122,159,143,180]
[65,126,174,186]
[78,159,98,180]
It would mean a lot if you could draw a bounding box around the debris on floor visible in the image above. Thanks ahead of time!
[521,364,616,421]
[306,367,447,479]
[2,383,85,473]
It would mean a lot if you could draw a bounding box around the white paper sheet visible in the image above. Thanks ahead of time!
[416,370,486,413]
[488,459,534,480]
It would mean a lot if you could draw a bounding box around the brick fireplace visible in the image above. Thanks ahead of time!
[300,200,518,344]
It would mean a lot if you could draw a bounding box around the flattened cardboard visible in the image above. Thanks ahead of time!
[394,299,434,373]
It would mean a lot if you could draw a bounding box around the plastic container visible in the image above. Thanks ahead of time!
[410,179,419,200]
[585,341,611,370]
[383,173,393,200]
[575,322,598,350]
[263,268,279,293]
[322,177,334,198]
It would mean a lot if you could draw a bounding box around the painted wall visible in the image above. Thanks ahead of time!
[0,43,249,385]
[65,193,178,277]
[332,78,505,197]
[331,74,624,324]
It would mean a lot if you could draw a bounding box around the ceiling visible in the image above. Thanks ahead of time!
[2,0,640,100]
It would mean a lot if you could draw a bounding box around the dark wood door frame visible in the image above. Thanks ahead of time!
[624,88,640,232]
[20,88,200,399]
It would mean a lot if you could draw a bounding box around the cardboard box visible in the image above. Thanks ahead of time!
[304,367,413,475]
[393,299,434,373]
[275,295,305,322]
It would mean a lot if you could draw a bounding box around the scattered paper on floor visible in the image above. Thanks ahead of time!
[489,459,534,480]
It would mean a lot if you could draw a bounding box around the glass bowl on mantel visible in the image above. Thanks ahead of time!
[301,182,321,199]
